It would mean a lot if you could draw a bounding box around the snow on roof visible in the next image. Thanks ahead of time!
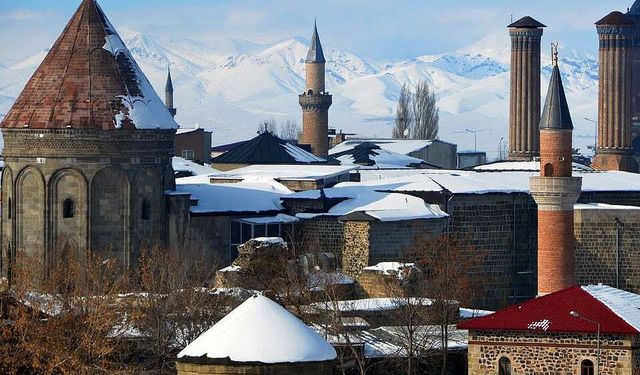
[173,157,218,176]
[282,142,326,163]
[175,127,203,135]
[210,164,357,181]
[474,160,593,172]
[362,325,468,359]
[330,139,434,156]
[312,297,435,312]
[583,285,640,332]
[177,295,337,363]
[236,214,300,224]
[574,203,640,210]
[362,262,416,277]
[175,176,292,214]
[297,191,448,222]
[459,308,494,319]
[458,285,640,334]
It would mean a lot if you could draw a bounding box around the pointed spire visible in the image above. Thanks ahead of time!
[306,19,326,63]
[165,65,174,93]
[540,44,573,130]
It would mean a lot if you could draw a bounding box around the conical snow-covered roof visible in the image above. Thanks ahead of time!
[1,0,177,130]
[177,295,336,363]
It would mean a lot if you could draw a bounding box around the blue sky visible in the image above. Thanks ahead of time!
[0,0,634,63]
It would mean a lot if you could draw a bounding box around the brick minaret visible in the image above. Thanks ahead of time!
[165,66,177,117]
[627,3,640,152]
[508,16,546,161]
[530,46,582,296]
[593,12,638,172]
[299,21,331,157]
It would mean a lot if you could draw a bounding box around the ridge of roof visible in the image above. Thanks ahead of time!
[596,11,635,26]
[507,16,546,28]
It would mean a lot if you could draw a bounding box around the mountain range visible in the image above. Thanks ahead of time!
[0,28,601,159]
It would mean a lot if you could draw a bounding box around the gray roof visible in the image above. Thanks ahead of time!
[306,21,326,63]
[632,1,640,14]
[596,11,635,26]
[165,66,173,93]
[507,16,546,28]
[540,62,573,130]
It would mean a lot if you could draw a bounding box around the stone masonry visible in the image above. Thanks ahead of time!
[467,330,640,375]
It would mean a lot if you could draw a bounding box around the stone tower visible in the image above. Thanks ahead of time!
[299,21,332,157]
[165,66,177,118]
[508,16,546,161]
[530,46,582,296]
[593,11,638,172]
[0,0,177,280]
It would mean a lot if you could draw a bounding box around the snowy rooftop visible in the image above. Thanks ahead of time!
[329,139,435,156]
[474,160,593,172]
[209,164,357,181]
[297,191,448,222]
[175,175,292,214]
[311,297,436,312]
[362,262,417,278]
[173,157,218,176]
[574,203,640,210]
[178,295,336,363]
[332,142,428,169]
[583,285,640,332]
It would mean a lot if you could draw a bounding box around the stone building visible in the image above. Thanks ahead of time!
[175,127,213,165]
[176,295,336,375]
[530,47,582,295]
[594,11,639,172]
[299,22,332,157]
[507,16,545,161]
[459,285,640,375]
[0,0,177,278]
[574,203,640,294]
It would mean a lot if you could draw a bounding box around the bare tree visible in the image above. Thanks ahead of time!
[393,83,412,139]
[278,119,301,140]
[411,81,439,140]
[257,118,277,134]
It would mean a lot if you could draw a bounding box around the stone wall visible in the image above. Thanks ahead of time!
[341,221,370,277]
[578,191,640,207]
[446,193,538,309]
[300,217,345,259]
[176,360,334,375]
[574,206,640,294]
[467,329,639,375]
[368,219,447,265]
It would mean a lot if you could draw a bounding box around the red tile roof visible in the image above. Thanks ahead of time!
[458,286,639,335]
[1,0,176,131]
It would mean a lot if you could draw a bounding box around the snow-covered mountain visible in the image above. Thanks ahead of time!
[0,30,600,159]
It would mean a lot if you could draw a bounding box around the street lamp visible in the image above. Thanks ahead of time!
[465,129,477,151]
[584,117,597,156]
[570,310,601,375]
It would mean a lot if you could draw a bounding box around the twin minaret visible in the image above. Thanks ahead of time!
[299,21,332,157]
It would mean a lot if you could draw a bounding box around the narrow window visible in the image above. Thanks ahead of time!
[543,163,554,177]
[581,359,594,375]
[7,197,11,219]
[498,357,511,375]
[63,198,75,218]
[141,199,151,220]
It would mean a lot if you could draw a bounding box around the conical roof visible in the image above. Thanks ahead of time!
[631,1,640,14]
[1,0,177,130]
[165,67,174,93]
[596,11,635,26]
[507,16,546,28]
[540,58,573,130]
[306,21,326,63]
[177,295,337,363]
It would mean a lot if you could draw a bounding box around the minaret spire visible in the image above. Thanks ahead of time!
[165,64,176,118]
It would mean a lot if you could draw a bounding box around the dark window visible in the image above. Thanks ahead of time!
[7,197,11,219]
[63,199,75,218]
[543,163,554,177]
[267,223,280,237]
[498,357,511,375]
[142,199,151,220]
[231,221,241,244]
[253,224,265,238]
[581,359,594,375]
[241,223,252,243]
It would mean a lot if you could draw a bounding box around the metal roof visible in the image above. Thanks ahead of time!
[539,61,573,130]
[458,285,639,335]
[306,21,326,63]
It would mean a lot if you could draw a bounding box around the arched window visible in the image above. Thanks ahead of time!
[543,163,554,177]
[307,89,313,95]
[63,198,75,218]
[581,359,594,375]
[498,357,511,375]
[7,197,11,219]
[141,199,151,220]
